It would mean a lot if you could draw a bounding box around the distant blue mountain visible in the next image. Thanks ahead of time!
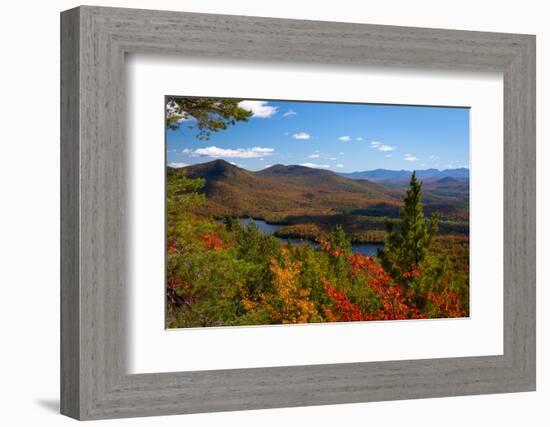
[339,168,469,183]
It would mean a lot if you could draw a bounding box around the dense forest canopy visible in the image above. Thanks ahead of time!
[166,168,468,328]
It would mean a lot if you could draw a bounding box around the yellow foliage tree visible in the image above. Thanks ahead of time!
[242,257,320,324]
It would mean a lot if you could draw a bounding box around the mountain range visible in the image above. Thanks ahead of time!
[179,160,401,219]
[171,160,469,221]
[339,167,469,185]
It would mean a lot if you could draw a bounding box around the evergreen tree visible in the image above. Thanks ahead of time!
[327,225,352,254]
[326,225,352,277]
[166,169,205,220]
[378,172,439,287]
[166,97,253,139]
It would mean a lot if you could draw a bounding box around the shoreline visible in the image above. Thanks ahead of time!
[273,230,385,245]
[222,216,386,245]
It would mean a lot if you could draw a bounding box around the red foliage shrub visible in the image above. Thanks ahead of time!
[199,231,226,251]
[319,241,464,321]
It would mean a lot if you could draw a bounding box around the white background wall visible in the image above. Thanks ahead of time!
[0,0,547,425]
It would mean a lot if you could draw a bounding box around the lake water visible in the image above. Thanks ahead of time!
[239,218,383,257]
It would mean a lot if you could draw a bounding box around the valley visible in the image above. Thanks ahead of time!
[172,159,469,244]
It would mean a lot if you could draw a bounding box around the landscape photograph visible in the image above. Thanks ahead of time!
[165,97,470,328]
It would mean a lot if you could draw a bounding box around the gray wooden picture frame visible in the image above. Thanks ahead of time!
[60,5,536,420]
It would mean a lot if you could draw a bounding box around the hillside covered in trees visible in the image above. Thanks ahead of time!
[170,160,469,244]
[166,168,469,328]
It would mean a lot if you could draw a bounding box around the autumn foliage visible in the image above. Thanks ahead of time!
[319,240,465,322]
[242,258,320,324]
[166,169,469,328]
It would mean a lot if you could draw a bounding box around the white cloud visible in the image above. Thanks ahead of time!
[293,132,311,140]
[168,162,188,168]
[335,163,344,168]
[239,100,278,118]
[283,110,297,117]
[300,162,330,169]
[356,137,363,141]
[338,135,351,142]
[385,154,392,158]
[339,152,345,155]
[182,148,192,154]
[328,156,337,161]
[189,146,274,159]
[370,141,395,152]
[308,153,321,158]
[404,154,418,161]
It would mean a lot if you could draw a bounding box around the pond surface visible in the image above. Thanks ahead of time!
[239,218,383,257]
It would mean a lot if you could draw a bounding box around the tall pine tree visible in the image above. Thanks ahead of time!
[378,171,439,288]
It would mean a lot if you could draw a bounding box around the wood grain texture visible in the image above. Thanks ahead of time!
[60,6,536,420]
[60,7,80,419]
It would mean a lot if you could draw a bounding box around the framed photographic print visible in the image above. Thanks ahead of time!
[61,6,536,420]
[164,97,471,329]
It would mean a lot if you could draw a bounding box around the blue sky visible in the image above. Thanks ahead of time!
[166,99,469,173]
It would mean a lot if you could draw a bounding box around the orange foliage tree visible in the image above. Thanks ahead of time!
[242,256,320,324]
